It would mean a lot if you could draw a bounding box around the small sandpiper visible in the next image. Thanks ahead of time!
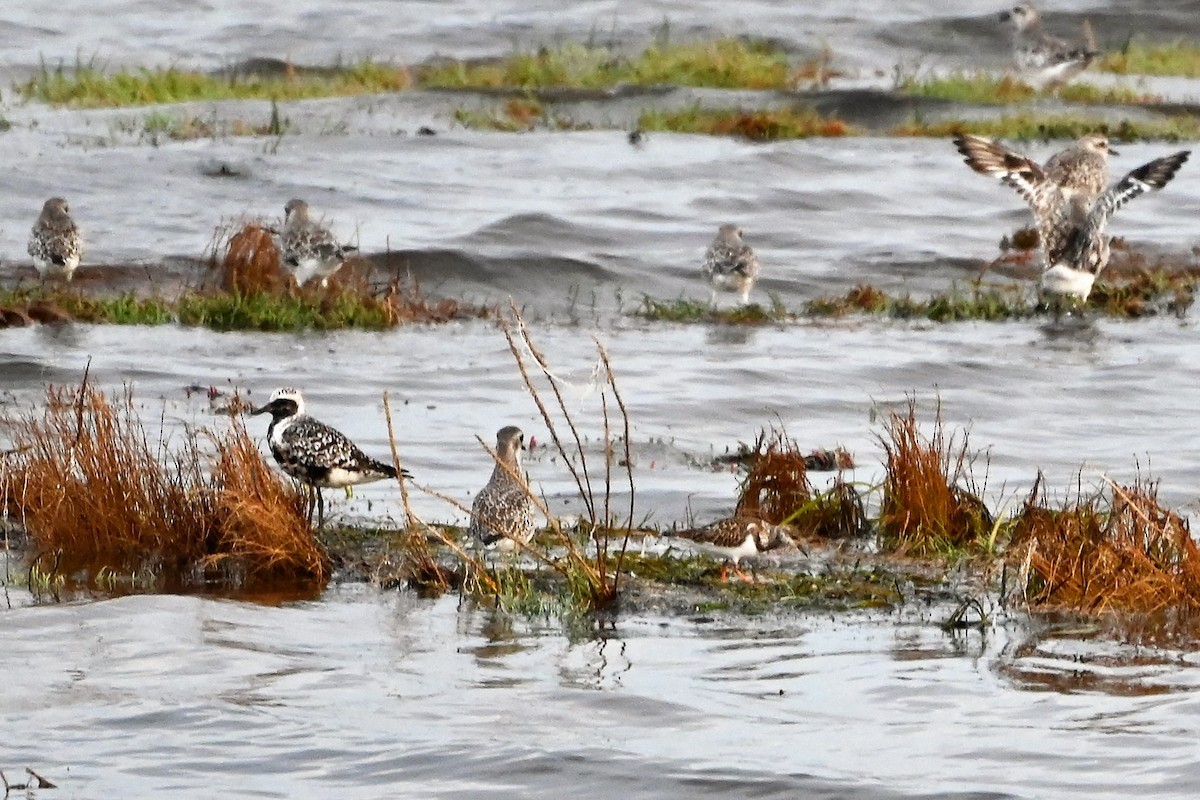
[999,3,1098,88]
[28,197,83,281]
[251,387,408,527]
[663,517,794,583]
[954,133,1190,303]
[280,199,359,288]
[470,426,535,550]
[701,224,760,306]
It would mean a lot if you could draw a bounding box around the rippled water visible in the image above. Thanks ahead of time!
[5,1,1200,797]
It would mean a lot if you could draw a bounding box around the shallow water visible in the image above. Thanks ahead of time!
[5,2,1200,797]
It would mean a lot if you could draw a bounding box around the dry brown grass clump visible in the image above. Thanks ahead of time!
[2,380,327,586]
[1010,474,1200,613]
[877,400,992,556]
[735,428,812,522]
[206,420,330,581]
[733,428,866,539]
[218,222,288,294]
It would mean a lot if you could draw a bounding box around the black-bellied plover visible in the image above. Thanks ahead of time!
[470,426,535,550]
[28,197,83,281]
[1046,150,1190,300]
[956,133,1113,257]
[251,387,408,527]
[663,517,794,582]
[280,199,358,288]
[701,224,760,306]
[999,3,1098,88]
[954,133,1190,302]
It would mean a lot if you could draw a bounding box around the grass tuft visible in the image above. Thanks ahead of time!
[639,105,856,140]
[1097,38,1200,78]
[635,296,794,323]
[900,72,1157,105]
[876,399,992,557]
[1,379,327,588]
[891,113,1200,143]
[1011,473,1200,613]
[422,38,798,91]
[21,58,412,108]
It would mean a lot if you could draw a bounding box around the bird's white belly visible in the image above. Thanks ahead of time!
[1040,265,1095,300]
[33,254,79,278]
[686,535,758,564]
[319,467,387,489]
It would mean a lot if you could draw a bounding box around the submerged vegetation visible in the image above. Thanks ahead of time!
[634,268,1200,325]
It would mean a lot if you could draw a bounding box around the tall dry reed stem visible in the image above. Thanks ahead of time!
[382,392,460,593]
[477,304,634,609]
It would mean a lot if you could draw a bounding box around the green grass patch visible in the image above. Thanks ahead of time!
[20,38,831,108]
[20,58,412,108]
[900,72,1157,105]
[452,97,589,132]
[638,106,856,140]
[0,283,486,332]
[139,103,288,141]
[805,271,1200,321]
[891,113,1200,142]
[622,551,902,613]
[635,296,794,324]
[421,37,797,91]
[806,282,1036,321]
[176,290,395,331]
[1097,38,1200,78]
[632,272,1200,325]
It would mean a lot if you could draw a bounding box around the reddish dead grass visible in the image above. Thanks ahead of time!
[219,222,288,294]
[1,381,328,586]
[877,400,992,556]
[735,428,866,538]
[1010,474,1200,613]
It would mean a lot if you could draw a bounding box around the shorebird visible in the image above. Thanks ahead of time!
[1046,151,1191,300]
[251,387,408,527]
[470,426,535,550]
[701,224,760,306]
[663,517,794,583]
[999,3,1098,88]
[954,133,1190,303]
[279,199,358,288]
[28,197,83,281]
